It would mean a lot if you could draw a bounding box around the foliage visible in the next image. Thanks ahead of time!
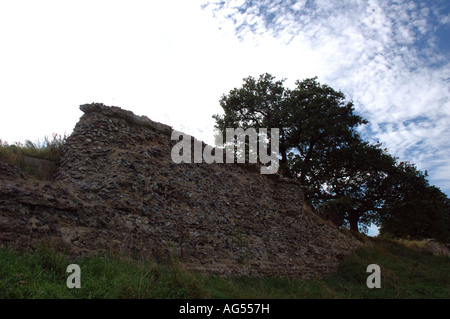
[213,73,289,170]
[317,140,397,232]
[284,77,368,194]
[379,162,450,242]
[0,133,67,180]
[214,73,449,241]
[213,74,367,183]
[214,74,377,231]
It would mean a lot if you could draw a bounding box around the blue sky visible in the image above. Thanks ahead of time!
[0,1,449,235]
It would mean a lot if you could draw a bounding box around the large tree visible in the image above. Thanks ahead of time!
[213,73,291,173]
[379,162,450,242]
[317,140,397,232]
[285,77,368,199]
[214,74,368,199]
[213,73,449,238]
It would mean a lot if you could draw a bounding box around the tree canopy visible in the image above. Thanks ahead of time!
[379,161,450,242]
[214,73,450,239]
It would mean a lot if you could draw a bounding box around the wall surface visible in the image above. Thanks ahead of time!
[0,103,361,278]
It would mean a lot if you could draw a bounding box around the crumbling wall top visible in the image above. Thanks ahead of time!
[80,103,172,136]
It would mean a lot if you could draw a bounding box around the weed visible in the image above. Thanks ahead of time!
[0,133,68,180]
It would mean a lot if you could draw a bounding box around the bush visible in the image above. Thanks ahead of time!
[0,133,67,180]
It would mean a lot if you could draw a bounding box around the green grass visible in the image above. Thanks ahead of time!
[0,238,448,299]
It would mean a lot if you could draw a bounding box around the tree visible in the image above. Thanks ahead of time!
[214,74,368,199]
[285,77,368,200]
[213,73,449,237]
[317,140,397,232]
[379,162,450,242]
[213,73,291,174]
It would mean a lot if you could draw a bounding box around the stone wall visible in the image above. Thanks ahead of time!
[0,103,361,278]
[23,156,57,180]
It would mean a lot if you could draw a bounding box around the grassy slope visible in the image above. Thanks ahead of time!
[1,137,448,298]
[0,238,448,299]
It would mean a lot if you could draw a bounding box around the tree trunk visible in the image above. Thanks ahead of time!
[348,212,359,232]
[278,128,293,178]
[279,145,292,178]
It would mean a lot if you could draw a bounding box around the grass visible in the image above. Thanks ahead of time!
[0,133,67,180]
[0,238,448,299]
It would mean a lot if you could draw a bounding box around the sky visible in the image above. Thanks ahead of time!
[1,1,449,234]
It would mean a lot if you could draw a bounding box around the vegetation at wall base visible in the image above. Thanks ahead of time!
[0,133,67,180]
[0,238,448,299]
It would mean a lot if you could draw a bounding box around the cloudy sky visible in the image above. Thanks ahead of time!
[1,0,449,205]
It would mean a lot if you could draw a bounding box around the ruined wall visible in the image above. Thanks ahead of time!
[0,103,360,278]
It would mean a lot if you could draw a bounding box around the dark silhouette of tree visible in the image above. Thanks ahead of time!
[379,162,450,242]
[214,73,449,240]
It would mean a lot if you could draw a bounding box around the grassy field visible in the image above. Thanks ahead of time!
[0,238,448,299]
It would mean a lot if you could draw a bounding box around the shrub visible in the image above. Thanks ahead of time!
[0,133,68,180]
